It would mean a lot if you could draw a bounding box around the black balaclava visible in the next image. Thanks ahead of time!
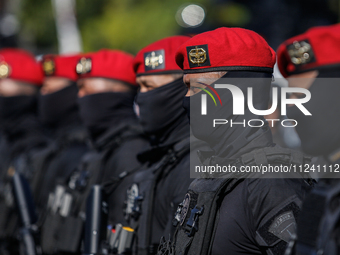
[183,71,273,158]
[287,69,340,157]
[78,91,137,140]
[38,83,81,130]
[0,94,47,157]
[135,78,189,146]
[0,95,36,123]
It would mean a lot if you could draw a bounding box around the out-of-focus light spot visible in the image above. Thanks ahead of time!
[176,4,205,28]
[0,14,19,37]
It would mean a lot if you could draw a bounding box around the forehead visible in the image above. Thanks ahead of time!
[137,74,175,83]
[0,79,37,95]
[43,76,70,83]
[78,77,127,87]
[185,71,223,79]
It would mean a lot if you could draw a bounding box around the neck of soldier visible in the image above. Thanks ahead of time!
[197,70,274,159]
[149,111,189,148]
[209,117,274,159]
[4,113,48,159]
[48,108,83,138]
[90,111,137,144]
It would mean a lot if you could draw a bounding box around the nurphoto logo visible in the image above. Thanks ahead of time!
[195,82,312,128]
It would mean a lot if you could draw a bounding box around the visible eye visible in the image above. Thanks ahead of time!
[144,82,158,91]
[139,82,153,93]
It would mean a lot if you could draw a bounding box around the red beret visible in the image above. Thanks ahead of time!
[175,27,276,74]
[133,36,191,76]
[0,48,43,86]
[41,54,81,81]
[76,49,137,86]
[277,24,340,78]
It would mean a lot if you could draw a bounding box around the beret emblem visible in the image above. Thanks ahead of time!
[144,50,165,71]
[287,40,315,66]
[189,46,207,65]
[76,57,92,74]
[0,62,10,78]
[186,44,211,68]
[42,58,55,76]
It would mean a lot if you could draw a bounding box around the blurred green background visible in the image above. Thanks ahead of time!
[1,0,339,55]
[19,0,210,54]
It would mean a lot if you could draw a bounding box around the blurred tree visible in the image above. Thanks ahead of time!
[19,0,209,54]
[79,0,208,54]
[20,0,57,52]
[19,0,337,55]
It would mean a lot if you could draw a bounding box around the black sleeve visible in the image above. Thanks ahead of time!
[211,180,263,255]
[248,178,306,255]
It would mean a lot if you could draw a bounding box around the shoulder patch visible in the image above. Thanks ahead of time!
[180,193,191,225]
[268,211,297,243]
[257,202,300,246]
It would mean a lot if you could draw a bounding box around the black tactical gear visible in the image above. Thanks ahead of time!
[122,79,201,255]
[165,145,312,255]
[0,94,49,253]
[125,136,192,255]
[39,120,147,254]
[162,71,313,255]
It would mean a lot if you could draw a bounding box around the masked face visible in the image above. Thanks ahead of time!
[38,83,78,126]
[0,95,37,122]
[183,71,272,156]
[77,91,136,138]
[135,78,188,135]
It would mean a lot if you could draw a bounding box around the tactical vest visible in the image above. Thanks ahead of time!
[31,128,89,207]
[161,146,312,255]
[40,150,102,254]
[40,124,144,254]
[124,138,190,255]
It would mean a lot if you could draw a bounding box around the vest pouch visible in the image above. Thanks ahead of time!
[41,213,62,254]
[173,230,193,255]
[57,215,84,253]
[174,178,239,255]
[0,201,11,238]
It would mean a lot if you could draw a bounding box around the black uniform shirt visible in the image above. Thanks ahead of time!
[212,178,310,255]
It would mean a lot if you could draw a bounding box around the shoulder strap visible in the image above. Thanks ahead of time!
[102,165,140,197]
[142,138,190,254]
[100,125,144,165]
[31,146,59,204]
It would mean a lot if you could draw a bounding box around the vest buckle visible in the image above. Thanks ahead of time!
[186,205,204,237]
